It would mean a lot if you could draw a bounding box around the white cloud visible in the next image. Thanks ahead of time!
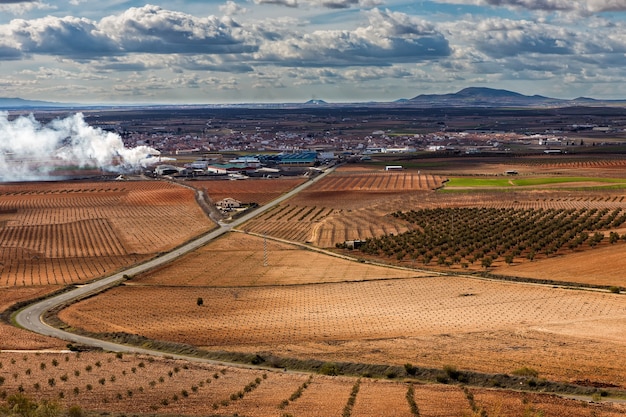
[252,0,382,8]
[435,0,626,14]
[254,9,451,66]
[0,5,258,59]
[0,0,52,15]
[219,1,247,16]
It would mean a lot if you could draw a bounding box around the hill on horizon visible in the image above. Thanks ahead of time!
[0,97,65,109]
[3,87,626,109]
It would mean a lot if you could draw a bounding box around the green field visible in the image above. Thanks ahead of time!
[444,176,626,189]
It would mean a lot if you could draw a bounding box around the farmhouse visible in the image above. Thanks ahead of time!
[216,198,242,209]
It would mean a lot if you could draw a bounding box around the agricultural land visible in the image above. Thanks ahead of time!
[5,107,626,416]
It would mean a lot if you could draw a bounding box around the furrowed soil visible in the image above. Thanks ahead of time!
[0,351,621,416]
[0,286,66,350]
[241,168,448,247]
[0,180,215,287]
[59,232,626,389]
[190,177,306,206]
[9,163,626,416]
[495,243,626,286]
[130,232,425,286]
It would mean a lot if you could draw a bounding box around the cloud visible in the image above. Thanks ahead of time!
[469,18,573,57]
[436,0,626,14]
[253,0,298,7]
[0,0,51,15]
[99,5,257,54]
[0,4,258,60]
[219,1,247,15]
[0,5,450,69]
[254,9,451,66]
[6,16,118,58]
[252,0,382,8]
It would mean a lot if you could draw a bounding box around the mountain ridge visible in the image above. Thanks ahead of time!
[3,87,626,109]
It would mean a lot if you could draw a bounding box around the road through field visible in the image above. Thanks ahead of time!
[15,167,338,354]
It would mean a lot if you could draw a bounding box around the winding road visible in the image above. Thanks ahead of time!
[15,166,337,354]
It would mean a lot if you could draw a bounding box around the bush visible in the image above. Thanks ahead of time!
[512,366,539,378]
[68,405,83,417]
[196,297,203,306]
[319,362,340,376]
[404,363,417,376]
[435,374,449,384]
[443,364,460,380]
[609,286,621,294]
[385,369,397,379]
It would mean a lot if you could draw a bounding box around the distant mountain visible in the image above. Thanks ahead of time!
[0,97,65,109]
[304,99,327,105]
[407,87,569,107]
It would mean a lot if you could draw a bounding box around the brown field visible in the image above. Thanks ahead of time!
[131,232,424,286]
[7,159,626,416]
[381,155,626,177]
[0,287,66,350]
[0,180,214,286]
[189,177,306,205]
[0,351,623,417]
[496,241,626,286]
[60,236,626,387]
[242,168,447,247]
[470,388,626,417]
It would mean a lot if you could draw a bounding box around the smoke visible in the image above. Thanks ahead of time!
[0,112,160,181]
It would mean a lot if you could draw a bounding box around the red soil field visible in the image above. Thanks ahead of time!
[496,241,626,287]
[241,169,447,247]
[131,232,423,287]
[59,273,626,387]
[0,351,620,416]
[0,180,214,286]
[7,160,626,416]
[0,286,66,350]
[189,177,306,206]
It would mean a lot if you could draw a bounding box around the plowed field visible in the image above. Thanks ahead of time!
[190,177,306,205]
[0,286,66,350]
[0,351,621,416]
[0,180,214,286]
[131,232,424,286]
[60,252,626,387]
[242,168,447,247]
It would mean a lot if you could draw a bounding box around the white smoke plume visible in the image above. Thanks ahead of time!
[0,112,160,181]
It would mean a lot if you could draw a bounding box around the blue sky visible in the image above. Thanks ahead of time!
[1,0,626,104]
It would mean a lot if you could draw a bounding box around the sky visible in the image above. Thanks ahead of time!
[1,0,626,104]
